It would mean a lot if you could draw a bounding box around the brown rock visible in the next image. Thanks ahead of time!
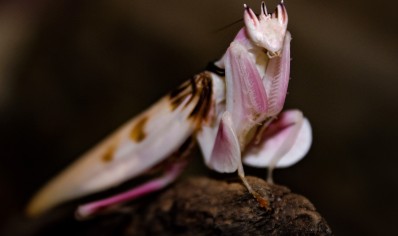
[125,176,332,235]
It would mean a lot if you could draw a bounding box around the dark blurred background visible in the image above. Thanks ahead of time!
[0,0,397,235]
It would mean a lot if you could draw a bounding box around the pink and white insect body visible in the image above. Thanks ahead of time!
[27,1,312,218]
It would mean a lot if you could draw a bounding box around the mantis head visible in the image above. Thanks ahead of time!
[244,1,288,56]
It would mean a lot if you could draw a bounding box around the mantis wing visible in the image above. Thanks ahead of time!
[27,73,214,216]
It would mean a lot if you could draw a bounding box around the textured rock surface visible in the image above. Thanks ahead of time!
[125,176,332,235]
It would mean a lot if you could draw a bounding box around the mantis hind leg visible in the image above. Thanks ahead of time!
[237,159,270,209]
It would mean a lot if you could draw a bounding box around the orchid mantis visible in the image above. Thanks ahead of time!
[27,1,312,219]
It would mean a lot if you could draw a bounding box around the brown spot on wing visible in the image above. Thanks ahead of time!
[189,74,213,122]
[168,72,214,129]
[169,78,196,111]
[102,145,115,162]
[130,116,148,142]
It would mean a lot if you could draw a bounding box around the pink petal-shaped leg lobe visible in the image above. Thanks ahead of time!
[224,41,268,144]
[207,112,241,173]
[76,162,186,219]
[264,32,292,117]
[243,109,312,168]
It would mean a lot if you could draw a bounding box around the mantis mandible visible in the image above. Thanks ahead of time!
[27,1,312,218]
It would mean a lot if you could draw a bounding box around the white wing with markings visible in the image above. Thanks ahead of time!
[27,73,214,216]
